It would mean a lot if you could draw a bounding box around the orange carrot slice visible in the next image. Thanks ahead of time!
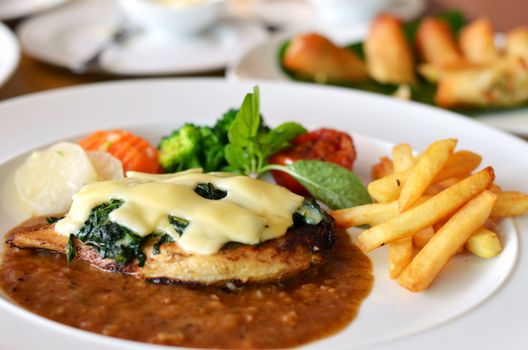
[79,129,160,173]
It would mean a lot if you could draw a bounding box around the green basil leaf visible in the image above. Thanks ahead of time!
[277,160,372,210]
[260,122,306,156]
[228,87,261,147]
[224,144,251,173]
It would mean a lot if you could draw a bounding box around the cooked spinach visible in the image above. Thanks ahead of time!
[66,234,75,263]
[152,234,175,255]
[194,182,227,200]
[75,199,147,266]
[169,216,189,234]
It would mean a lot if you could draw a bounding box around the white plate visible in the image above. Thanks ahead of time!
[227,34,528,136]
[0,79,527,350]
[0,0,69,20]
[0,22,19,88]
[17,0,268,75]
[227,0,425,30]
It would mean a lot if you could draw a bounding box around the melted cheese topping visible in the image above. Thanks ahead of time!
[54,170,304,254]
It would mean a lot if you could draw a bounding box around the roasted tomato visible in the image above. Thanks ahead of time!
[269,128,356,196]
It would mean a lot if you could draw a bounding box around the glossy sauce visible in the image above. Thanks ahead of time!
[0,231,372,349]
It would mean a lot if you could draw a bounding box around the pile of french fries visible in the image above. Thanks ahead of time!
[331,139,528,292]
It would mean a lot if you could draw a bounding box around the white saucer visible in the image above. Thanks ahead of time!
[228,0,426,29]
[17,0,268,75]
[0,0,70,20]
[0,22,19,88]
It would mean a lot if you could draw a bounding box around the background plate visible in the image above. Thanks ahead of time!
[227,34,528,136]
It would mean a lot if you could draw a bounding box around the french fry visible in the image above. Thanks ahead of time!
[491,191,528,217]
[371,156,394,180]
[331,196,431,228]
[331,201,399,227]
[459,18,498,65]
[424,177,462,196]
[465,227,502,258]
[412,226,435,248]
[368,168,411,202]
[389,237,413,279]
[369,149,479,203]
[399,139,457,211]
[358,167,495,252]
[432,150,482,183]
[392,144,414,172]
[397,190,497,292]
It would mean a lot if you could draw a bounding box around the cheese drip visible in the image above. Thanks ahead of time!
[54,170,304,254]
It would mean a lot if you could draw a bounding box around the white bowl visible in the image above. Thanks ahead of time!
[117,0,225,38]
[308,0,396,23]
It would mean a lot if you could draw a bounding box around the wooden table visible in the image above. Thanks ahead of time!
[1,0,526,100]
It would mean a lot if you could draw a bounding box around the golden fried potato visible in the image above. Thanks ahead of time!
[397,190,497,292]
[392,144,415,173]
[416,17,464,66]
[459,18,498,64]
[283,33,368,83]
[389,237,413,279]
[359,167,495,252]
[399,139,457,211]
[369,149,477,203]
[331,200,399,227]
[433,150,481,182]
[465,227,502,258]
[491,191,528,217]
[365,13,416,84]
[371,156,394,180]
[412,226,435,248]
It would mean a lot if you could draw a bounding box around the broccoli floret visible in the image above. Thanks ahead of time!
[158,108,272,173]
[158,123,203,172]
[199,126,226,171]
[213,108,238,143]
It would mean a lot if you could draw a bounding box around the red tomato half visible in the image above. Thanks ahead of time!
[269,128,356,195]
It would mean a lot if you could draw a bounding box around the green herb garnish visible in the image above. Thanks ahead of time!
[224,87,371,210]
[267,160,372,210]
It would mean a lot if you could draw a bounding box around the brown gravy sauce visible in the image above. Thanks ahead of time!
[0,229,372,349]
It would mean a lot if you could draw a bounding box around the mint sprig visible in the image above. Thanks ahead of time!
[225,86,371,210]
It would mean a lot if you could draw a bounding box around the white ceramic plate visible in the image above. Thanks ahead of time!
[17,0,268,75]
[0,22,19,88]
[227,34,528,136]
[0,0,69,20]
[0,79,527,350]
